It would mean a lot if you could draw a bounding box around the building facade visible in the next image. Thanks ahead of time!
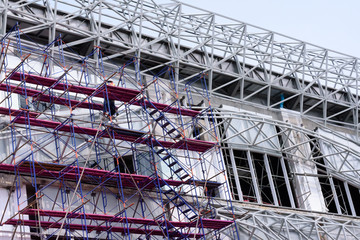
[0,0,360,239]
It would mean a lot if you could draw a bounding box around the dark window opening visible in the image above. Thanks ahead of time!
[309,138,338,213]
[26,185,40,239]
[192,126,204,140]
[284,155,298,208]
[234,150,257,203]
[318,176,338,213]
[252,152,273,205]
[223,148,240,200]
[220,122,295,207]
[348,184,360,215]
[218,117,243,201]
[217,117,226,138]
[309,137,358,216]
[205,186,220,198]
[268,155,293,207]
[114,155,135,173]
[333,178,351,215]
[224,148,296,207]
[276,126,298,208]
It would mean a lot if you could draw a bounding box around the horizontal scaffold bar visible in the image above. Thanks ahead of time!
[4,219,203,238]
[18,209,233,230]
[10,72,140,102]
[0,161,221,190]
[0,83,103,110]
[9,72,201,117]
[0,107,215,152]
[0,161,177,189]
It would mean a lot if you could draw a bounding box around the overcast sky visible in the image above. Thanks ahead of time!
[179,0,360,58]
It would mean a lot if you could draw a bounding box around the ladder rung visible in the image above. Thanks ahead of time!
[157,149,165,154]
[189,215,198,220]
[149,109,158,115]
[167,128,176,134]
[168,162,177,167]
[180,174,189,180]
[176,201,185,207]
[162,154,171,160]
[155,115,164,121]
[174,168,183,174]
[161,122,170,128]
[182,208,191,214]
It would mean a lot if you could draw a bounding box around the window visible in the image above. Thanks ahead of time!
[267,155,295,207]
[224,149,296,207]
[348,184,360,215]
[114,155,135,173]
[311,138,360,216]
[135,152,154,176]
[192,126,204,140]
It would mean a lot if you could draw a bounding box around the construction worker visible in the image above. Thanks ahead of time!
[103,80,117,118]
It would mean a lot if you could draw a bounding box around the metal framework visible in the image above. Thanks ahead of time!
[0,0,360,239]
[1,0,359,130]
[0,22,241,238]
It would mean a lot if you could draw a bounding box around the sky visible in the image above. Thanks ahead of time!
[179,0,360,58]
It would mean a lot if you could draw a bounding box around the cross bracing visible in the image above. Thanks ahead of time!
[0,1,360,240]
[217,205,360,240]
[1,0,359,129]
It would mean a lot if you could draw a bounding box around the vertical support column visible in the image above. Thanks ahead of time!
[246,150,261,204]
[0,0,8,36]
[229,147,243,201]
[343,181,356,216]
[300,45,306,116]
[280,156,296,208]
[356,59,359,140]
[328,176,342,214]
[239,25,247,101]
[96,0,102,51]
[324,51,328,127]
[47,0,57,74]
[208,14,214,97]
[263,154,279,206]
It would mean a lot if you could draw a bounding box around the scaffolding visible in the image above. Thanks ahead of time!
[0,25,239,239]
[1,1,360,239]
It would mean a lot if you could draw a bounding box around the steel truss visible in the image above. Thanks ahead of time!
[0,0,360,240]
[1,0,359,130]
[217,205,360,240]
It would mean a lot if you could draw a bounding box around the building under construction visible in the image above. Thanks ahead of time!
[0,0,360,239]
